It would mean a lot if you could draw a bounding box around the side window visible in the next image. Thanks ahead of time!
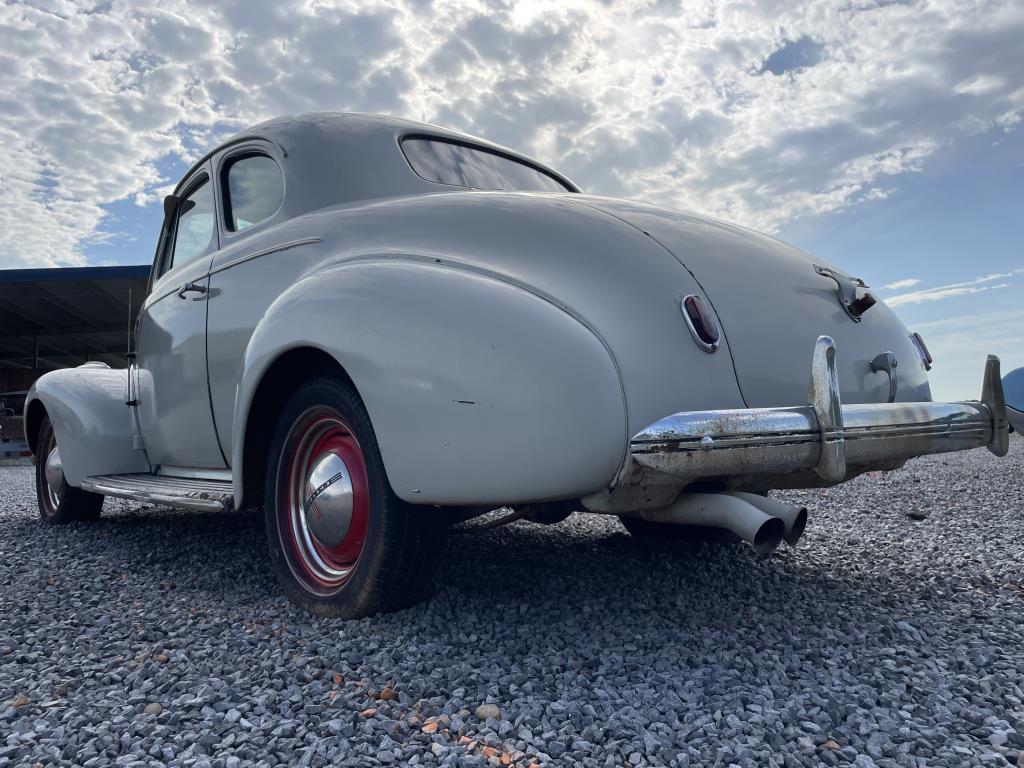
[165,178,215,274]
[222,153,284,232]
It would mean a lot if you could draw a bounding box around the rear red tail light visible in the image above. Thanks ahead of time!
[681,294,720,352]
[911,332,932,370]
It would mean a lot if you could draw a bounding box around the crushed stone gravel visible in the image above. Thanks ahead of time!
[1,438,1022,767]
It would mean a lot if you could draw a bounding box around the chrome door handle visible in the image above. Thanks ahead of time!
[871,351,898,403]
[176,281,208,300]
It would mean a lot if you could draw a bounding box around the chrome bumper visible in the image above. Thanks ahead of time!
[629,336,1010,486]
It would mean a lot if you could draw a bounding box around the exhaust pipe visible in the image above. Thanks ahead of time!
[729,492,808,546]
[642,493,785,555]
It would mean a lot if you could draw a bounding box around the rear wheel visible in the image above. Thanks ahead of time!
[264,375,446,617]
[35,416,103,524]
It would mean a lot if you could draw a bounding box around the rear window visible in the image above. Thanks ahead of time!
[401,138,570,193]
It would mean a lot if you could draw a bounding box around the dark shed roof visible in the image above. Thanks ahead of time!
[0,265,150,370]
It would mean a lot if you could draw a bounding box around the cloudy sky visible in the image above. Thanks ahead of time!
[1,0,1021,398]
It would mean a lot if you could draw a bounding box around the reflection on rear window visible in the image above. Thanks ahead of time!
[224,153,284,231]
[401,138,569,193]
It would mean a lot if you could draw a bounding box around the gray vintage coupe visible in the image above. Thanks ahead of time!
[25,113,1012,616]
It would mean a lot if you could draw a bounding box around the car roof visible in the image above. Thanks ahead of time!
[175,112,578,199]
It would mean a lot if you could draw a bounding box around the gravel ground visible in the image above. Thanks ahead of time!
[1,438,1022,768]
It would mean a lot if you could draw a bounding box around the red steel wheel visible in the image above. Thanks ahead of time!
[276,407,370,595]
[265,375,446,617]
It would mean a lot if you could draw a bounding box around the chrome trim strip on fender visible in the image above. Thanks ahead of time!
[145,238,322,306]
[208,237,322,277]
[629,336,1009,485]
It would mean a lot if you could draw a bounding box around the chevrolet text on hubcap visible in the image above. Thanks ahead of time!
[279,407,369,595]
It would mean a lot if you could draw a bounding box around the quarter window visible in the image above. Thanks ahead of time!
[166,178,215,273]
[401,138,570,193]
[223,153,284,231]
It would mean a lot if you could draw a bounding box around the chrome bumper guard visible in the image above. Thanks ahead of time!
[630,336,1010,485]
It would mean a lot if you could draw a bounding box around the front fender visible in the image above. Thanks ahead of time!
[233,258,627,506]
[25,365,150,487]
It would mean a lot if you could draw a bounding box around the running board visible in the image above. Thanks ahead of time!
[80,473,234,512]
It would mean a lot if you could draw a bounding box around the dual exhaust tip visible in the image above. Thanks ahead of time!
[641,491,808,554]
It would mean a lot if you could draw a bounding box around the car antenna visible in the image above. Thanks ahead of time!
[127,287,132,357]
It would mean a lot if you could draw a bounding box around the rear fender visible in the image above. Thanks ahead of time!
[25,365,150,487]
[233,258,627,506]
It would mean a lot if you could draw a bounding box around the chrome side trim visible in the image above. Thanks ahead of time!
[80,473,234,512]
[208,237,322,277]
[147,239,322,306]
[629,337,1009,485]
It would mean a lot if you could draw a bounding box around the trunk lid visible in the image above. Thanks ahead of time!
[575,196,931,408]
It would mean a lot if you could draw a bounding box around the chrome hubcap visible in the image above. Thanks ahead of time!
[44,445,63,509]
[303,452,354,548]
[278,407,370,595]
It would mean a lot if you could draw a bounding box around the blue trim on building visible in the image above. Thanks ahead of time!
[0,265,151,283]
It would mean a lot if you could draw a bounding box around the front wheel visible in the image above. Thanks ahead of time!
[35,415,103,524]
[264,375,446,617]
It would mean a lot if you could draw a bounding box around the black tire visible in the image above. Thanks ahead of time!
[619,516,738,543]
[35,415,104,524]
[264,375,446,618]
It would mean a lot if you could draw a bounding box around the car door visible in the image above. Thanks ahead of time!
[134,164,227,469]
[206,143,317,461]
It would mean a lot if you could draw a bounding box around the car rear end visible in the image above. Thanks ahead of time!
[571,196,1009,519]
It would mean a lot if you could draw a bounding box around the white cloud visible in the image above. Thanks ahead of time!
[883,278,921,291]
[0,0,1023,268]
[913,307,1024,401]
[886,269,1024,306]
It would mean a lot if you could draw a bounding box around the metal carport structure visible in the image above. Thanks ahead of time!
[0,265,150,373]
[0,265,150,457]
